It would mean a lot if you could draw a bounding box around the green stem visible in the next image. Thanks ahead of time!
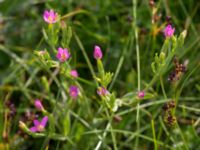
[74,32,98,87]
[108,37,130,90]
[151,119,158,150]
[144,74,159,92]
[176,123,188,150]
[133,1,141,92]
[94,122,111,150]
[105,110,117,150]
[160,76,167,99]
[133,0,141,149]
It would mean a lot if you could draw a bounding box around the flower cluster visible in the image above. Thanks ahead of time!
[15,6,191,145]
[30,100,48,133]
[18,110,37,138]
[163,100,176,127]
[162,100,176,111]
[19,99,48,133]
[168,57,186,82]
[94,46,111,98]
[43,10,80,99]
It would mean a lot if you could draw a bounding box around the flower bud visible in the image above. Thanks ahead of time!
[93,45,103,60]
[34,99,44,111]
[70,70,79,78]
[69,86,79,99]
[137,91,145,99]
[97,87,108,96]
[164,24,175,38]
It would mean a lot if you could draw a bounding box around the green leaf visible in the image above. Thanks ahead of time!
[61,24,72,48]
[41,76,50,93]
[102,72,113,87]
[177,30,187,48]
[63,111,70,136]
[0,99,3,141]
[97,59,105,79]
[151,62,156,74]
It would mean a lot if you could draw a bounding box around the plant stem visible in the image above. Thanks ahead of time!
[94,122,111,150]
[109,32,130,90]
[160,76,167,99]
[74,32,98,87]
[176,123,189,150]
[151,119,158,150]
[133,0,141,149]
[133,0,141,92]
[105,110,117,150]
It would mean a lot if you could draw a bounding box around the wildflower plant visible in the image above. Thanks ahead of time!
[1,1,200,150]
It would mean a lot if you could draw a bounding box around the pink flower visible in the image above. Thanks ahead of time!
[97,87,108,96]
[164,25,175,38]
[138,91,145,99]
[93,45,103,60]
[30,116,48,133]
[70,70,79,78]
[56,47,70,62]
[69,86,79,99]
[34,99,43,111]
[43,9,59,24]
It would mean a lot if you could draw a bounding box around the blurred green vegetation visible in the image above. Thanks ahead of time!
[0,0,200,149]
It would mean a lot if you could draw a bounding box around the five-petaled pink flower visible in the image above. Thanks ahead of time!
[30,116,48,133]
[97,87,108,96]
[164,25,175,38]
[43,9,59,24]
[34,99,43,111]
[56,47,71,62]
[69,86,79,99]
[93,45,103,60]
[70,70,79,78]
[137,91,145,99]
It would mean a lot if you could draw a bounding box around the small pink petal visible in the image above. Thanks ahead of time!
[30,126,37,132]
[97,87,108,96]
[33,120,40,126]
[41,116,48,127]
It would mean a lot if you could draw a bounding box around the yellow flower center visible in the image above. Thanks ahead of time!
[61,54,66,61]
[38,125,44,131]
[48,16,53,22]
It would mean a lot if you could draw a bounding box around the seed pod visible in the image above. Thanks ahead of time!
[168,100,176,108]
[167,115,176,126]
